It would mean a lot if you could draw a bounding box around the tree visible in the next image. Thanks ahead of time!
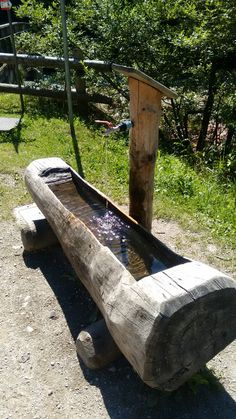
[16,0,236,155]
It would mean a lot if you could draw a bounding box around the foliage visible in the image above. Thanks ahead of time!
[154,152,236,245]
[15,0,236,158]
[0,94,235,250]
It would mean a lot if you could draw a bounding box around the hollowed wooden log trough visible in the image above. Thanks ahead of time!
[25,157,236,391]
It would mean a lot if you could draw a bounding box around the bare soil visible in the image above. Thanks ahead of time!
[0,214,235,419]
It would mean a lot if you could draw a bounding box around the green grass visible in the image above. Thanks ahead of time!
[154,153,236,247]
[0,94,235,250]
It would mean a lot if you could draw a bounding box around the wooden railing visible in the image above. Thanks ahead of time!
[0,22,29,40]
[0,52,114,110]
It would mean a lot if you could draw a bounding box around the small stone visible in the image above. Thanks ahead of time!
[48,390,53,396]
[19,353,30,363]
[26,326,34,333]
[12,245,21,250]
[49,310,58,320]
[51,361,55,367]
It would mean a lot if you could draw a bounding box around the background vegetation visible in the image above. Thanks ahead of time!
[15,0,236,166]
[0,1,235,253]
[0,94,235,252]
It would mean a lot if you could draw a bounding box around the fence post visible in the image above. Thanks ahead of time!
[73,47,88,116]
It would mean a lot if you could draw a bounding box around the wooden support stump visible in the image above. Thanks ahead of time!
[14,202,121,367]
[13,203,58,251]
[24,157,236,390]
[76,319,121,369]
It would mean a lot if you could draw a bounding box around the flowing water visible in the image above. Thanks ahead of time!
[49,175,180,280]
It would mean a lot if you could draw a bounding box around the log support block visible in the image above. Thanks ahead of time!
[13,203,58,251]
[76,319,121,369]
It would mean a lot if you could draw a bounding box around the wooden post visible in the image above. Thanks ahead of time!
[112,64,177,231]
[129,78,162,231]
[73,47,88,116]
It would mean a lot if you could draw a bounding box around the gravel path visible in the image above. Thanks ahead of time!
[0,219,235,419]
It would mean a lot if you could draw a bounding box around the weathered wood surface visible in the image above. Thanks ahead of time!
[76,319,121,369]
[0,83,112,104]
[0,53,112,72]
[13,203,58,251]
[25,157,236,390]
[128,77,162,231]
[112,64,177,98]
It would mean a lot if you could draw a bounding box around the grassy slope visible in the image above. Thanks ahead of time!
[0,94,235,251]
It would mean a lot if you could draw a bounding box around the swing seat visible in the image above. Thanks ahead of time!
[0,116,20,131]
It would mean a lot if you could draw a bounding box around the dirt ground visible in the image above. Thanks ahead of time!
[0,214,235,419]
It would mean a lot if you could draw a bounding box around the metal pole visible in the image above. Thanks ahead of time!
[59,0,75,138]
[59,0,84,177]
[7,8,24,114]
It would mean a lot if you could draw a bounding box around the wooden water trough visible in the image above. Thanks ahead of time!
[25,157,236,391]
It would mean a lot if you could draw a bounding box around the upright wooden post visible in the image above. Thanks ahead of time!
[112,64,177,231]
[73,47,88,116]
[129,78,162,231]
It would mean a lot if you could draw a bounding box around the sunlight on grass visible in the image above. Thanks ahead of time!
[0,94,235,250]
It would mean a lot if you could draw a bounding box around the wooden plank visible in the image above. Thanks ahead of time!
[129,77,162,231]
[24,157,236,391]
[112,63,177,98]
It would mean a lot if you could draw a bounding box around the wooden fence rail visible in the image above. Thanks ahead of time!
[0,82,112,104]
[0,22,29,40]
[0,53,114,107]
[0,53,112,72]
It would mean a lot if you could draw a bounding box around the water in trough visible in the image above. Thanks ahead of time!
[48,172,184,280]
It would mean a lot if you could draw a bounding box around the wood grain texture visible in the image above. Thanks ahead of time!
[24,158,236,390]
[129,78,162,231]
[112,64,177,98]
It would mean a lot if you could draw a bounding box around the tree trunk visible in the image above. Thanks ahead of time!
[196,64,217,151]
[224,125,235,154]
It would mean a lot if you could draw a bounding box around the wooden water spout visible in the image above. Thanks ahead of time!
[112,65,177,231]
[25,157,236,390]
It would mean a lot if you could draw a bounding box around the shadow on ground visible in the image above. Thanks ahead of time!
[24,245,236,419]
